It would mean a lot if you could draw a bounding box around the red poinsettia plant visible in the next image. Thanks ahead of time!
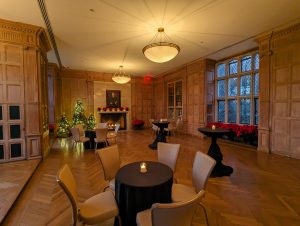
[207,122,258,145]
[207,122,257,137]
[132,119,144,129]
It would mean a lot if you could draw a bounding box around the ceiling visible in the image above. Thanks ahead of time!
[1,0,300,77]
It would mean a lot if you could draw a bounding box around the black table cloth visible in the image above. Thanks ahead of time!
[115,161,173,226]
[198,127,233,177]
[84,130,106,149]
[148,121,169,149]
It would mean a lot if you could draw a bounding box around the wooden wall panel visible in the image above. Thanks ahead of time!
[0,18,51,162]
[256,23,300,158]
[131,77,152,128]
[152,59,214,135]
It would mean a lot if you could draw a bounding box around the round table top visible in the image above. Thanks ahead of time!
[152,121,169,127]
[116,161,173,187]
[198,127,230,137]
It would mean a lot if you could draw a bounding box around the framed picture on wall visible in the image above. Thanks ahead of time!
[106,90,121,108]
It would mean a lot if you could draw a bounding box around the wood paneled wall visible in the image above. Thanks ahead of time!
[0,18,51,162]
[256,23,300,158]
[59,69,95,120]
[131,77,153,127]
[153,59,215,135]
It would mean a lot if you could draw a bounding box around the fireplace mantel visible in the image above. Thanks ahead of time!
[98,111,129,114]
[98,111,128,130]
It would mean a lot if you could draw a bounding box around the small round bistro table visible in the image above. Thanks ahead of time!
[198,127,233,177]
[115,161,173,226]
[148,121,169,149]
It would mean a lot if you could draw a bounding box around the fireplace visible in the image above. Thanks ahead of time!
[99,112,127,130]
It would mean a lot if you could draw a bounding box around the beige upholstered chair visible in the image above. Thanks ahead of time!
[74,124,84,136]
[157,142,180,172]
[164,120,176,136]
[98,122,108,128]
[136,190,205,226]
[96,145,121,191]
[57,164,121,226]
[107,123,120,144]
[94,128,108,149]
[149,119,159,136]
[70,127,90,148]
[172,151,216,226]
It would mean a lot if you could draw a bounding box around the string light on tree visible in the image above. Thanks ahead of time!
[57,114,70,137]
[72,99,87,127]
[86,114,96,130]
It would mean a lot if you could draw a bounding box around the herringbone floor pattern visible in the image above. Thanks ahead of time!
[2,129,300,226]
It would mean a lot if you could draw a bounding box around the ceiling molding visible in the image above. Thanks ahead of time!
[37,0,62,68]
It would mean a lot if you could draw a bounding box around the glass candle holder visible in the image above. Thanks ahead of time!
[140,162,147,173]
[212,125,216,130]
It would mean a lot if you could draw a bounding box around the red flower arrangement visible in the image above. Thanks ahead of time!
[97,106,129,112]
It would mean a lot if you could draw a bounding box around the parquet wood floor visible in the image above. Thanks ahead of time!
[2,129,300,226]
[0,159,40,223]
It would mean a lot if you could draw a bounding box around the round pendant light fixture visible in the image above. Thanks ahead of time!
[142,27,180,63]
[112,65,131,84]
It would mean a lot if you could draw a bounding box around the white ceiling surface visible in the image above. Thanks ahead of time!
[1,0,300,76]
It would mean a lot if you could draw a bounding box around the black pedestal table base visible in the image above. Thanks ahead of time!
[198,127,233,177]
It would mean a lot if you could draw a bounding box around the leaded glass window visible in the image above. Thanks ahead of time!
[240,75,251,96]
[254,53,259,70]
[229,60,238,75]
[241,56,252,72]
[228,78,237,96]
[217,100,225,122]
[215,51,259,125]
[217,80,225,97]
[228,99,237,123]
[254,73,259,96]
[240,99,251,124]
[217,63,226,77]
[254,98,259,125]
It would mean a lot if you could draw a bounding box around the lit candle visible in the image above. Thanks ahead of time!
[212,125,216,130]
[140,162,147,173]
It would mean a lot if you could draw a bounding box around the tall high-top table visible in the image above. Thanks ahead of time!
[198,127,233,177]
[148,121,169,149]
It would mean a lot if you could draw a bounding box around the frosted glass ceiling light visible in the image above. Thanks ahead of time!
[143,27,180,63]
[112,65,131,84]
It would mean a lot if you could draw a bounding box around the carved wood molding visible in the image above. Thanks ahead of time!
[0,18,51,51]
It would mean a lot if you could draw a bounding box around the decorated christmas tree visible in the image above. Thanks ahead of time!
[57,114,70,137]
[72,99,87,127]
[86,114,96,130]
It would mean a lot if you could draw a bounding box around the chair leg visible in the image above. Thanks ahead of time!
[198,202,210,226]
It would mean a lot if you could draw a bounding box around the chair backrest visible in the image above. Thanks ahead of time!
[95,128,108,141]
[192,151,216,192]
[75,124,84,136]
[98,122,107,128]
[96,145,121,181]
[56,164,78,226]
[114,123,120,133]
[151,190,205,226]
[157,142,180,172]
[70,127,80,142]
